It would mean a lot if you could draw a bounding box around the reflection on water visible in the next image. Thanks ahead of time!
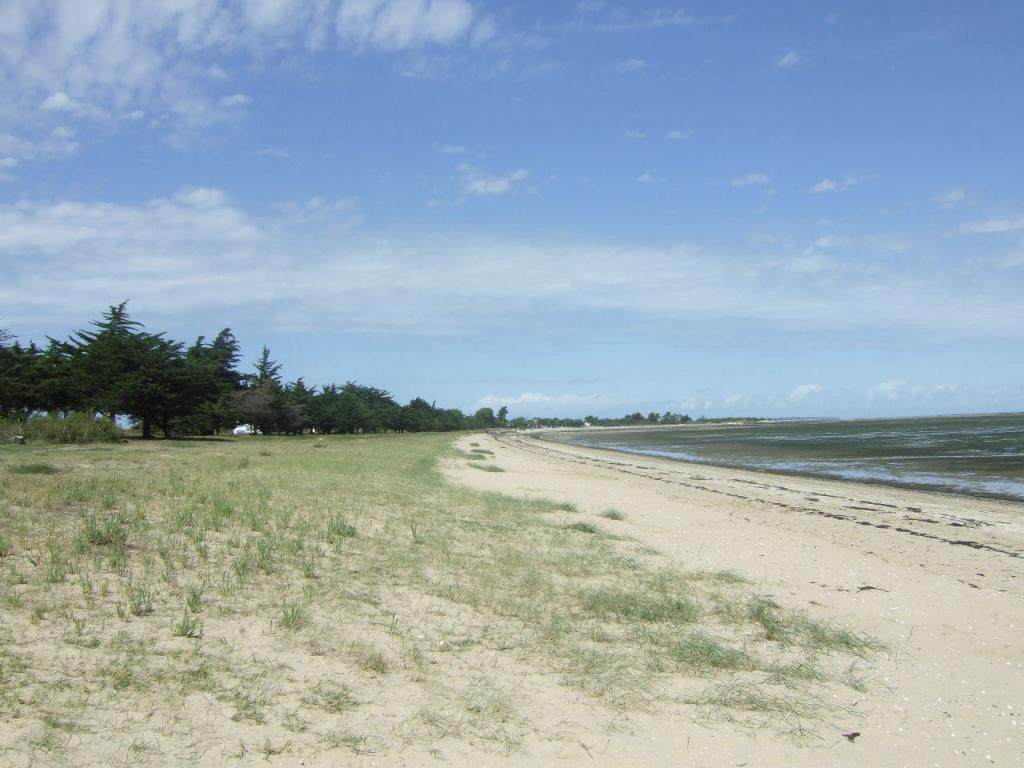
[552,413,1024,502]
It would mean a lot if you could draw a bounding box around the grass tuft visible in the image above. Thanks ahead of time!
[600,508,626,521]
[305,681,357,713]
[579,587,700,624]
[670,632,753,672]
[468,463,504,473]
[566,521,598,534]
[326,514,357,541]
[747,597,787,641]
[280,603,305,630]
[173,610,203,638]
[125,581,155,617]
[10,462,60,475]
[79,511,130,548]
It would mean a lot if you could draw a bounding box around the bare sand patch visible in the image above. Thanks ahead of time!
[444,432,1024,767]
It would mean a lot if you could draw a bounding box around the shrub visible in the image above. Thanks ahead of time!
[1,413,124,444]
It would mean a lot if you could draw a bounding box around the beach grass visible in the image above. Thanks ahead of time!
[0,433,877,762]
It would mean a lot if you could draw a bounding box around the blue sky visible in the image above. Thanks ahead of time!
[1,0,1022,419]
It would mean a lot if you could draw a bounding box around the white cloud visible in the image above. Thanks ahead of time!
[1,190,1022,339]
[1001,243,1024,269]
[932,187,966,209]
[814,235,850,249]
[579,8,697,32]
[812,174,868,193]
[120,110,146,121]
[789,383,822,402]
[40,92,108,120]
[868,380,958,403]
[477,392,610,410]
[0,127,78,164]
[636,172,655,183]
[219,93,252,107]
[174,187,230,208]
[336,0,476,50]
[469,15,496,46]
[777,51,801,69]
[666,129,692,141]
[436,143,466,155]
[959,215,1024,235]
[614,58,646,74]
[457,165,530,198]
[0,0,486,147]
[624,130,646,140]
[731,172,770,188]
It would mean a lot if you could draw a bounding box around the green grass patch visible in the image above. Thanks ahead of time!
[565,521,598,534]
[0,432,879,758]
[670,632,753,672]
[9,462,61,475]
[579,587,700,624]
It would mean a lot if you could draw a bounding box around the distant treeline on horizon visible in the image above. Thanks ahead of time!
[0,303,718,438]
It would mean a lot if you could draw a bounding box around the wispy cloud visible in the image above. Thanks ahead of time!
[614,58,647,75]
[731,173,771,188]
[40,92,108,120]
[812,174,869,193]
[813,235,851,249]
[666,129,693,141]
[789,383,822,402]
[477,392,610,410]
[336,0,480,50]
[457,165,530,198]
[219,93,252,108]
[0,127,79,165]
[255,147,289,159]
[958,215,1024,235]
[0,0,490,148]
[636,172,655,183]
[868,380,958,402]
[932,187,967,209]
[573,4,698,31]
[436,143,467,155]
[624,130,647,140]
[777,51,801,69]
[2,190,1021,340]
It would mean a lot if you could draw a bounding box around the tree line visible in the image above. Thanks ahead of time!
[0,303,505,438]
[1,303,721,438]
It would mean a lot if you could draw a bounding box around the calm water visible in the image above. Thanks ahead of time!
[550,413,1024,502]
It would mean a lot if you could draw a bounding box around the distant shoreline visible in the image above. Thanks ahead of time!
[525,414,1024,505]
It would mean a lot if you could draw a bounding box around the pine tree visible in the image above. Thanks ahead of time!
[71,302,185,438]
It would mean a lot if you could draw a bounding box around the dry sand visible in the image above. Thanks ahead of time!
[442,431,1024,767]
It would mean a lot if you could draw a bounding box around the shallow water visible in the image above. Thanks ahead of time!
[550,413,1024,502]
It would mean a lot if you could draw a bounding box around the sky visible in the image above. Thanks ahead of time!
[1,0,1023,420]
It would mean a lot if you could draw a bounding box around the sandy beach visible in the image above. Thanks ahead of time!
[444,431,1024,767]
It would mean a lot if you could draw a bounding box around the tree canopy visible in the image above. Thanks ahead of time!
[0,303,503,436]
[1,303,698,437]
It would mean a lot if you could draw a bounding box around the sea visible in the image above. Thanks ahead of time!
[547,413,1024,503]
